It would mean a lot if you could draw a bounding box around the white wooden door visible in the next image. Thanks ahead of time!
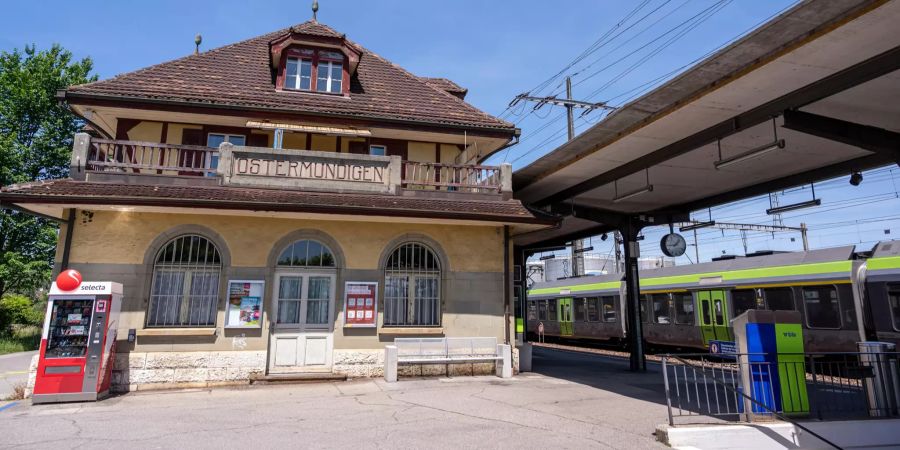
[268,272,335,373]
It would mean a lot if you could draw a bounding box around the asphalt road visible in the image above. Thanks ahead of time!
[0,351,36,399]
[0,346,669,449]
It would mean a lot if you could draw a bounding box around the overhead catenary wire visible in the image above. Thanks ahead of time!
[506,1,734,165]
[496,0,657,120]
[502,0,797,167]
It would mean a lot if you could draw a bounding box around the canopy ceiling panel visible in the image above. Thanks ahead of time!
[514,0,900,209]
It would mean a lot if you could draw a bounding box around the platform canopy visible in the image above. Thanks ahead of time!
[513,0,900,248]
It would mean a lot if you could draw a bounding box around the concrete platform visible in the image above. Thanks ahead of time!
[658,419,900,450]
[0,346,670,449]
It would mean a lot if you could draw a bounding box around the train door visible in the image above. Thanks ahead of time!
[710,290,732,341]
[558,298,574,336]
[697,290,730,345]
[697,291,716,345]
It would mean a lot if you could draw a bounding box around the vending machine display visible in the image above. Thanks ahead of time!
[46,300,93,358]
[32,273,122,404]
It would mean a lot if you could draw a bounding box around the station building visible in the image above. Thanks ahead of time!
[1,20,554,391]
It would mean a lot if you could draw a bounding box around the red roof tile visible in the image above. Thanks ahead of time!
[421,77,468,98]
[0,180,555,225]
[65,21,513,133]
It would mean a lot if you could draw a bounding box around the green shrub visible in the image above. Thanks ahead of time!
[0,294,43,329]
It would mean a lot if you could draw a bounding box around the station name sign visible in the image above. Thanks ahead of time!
[218,144,399,194]
[233,157,385,184]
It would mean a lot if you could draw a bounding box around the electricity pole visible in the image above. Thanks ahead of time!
[511,77,615,276]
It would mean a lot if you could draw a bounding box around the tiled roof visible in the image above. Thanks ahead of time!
[0,180,555,225]
[421,77,468,97]
[65,21,513,132]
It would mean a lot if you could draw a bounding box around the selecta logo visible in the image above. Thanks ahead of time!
[56,269,83,291]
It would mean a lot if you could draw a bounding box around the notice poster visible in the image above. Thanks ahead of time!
[225,280,265,328]
[343,282,377,328]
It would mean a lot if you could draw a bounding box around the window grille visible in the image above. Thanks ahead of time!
[383,242,441,326]
[148,235,222,327]
[276,239,336,267]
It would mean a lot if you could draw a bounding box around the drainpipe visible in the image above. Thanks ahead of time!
[503,225,511,345]
[60,209,76,271]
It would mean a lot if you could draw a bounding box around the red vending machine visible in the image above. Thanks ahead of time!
[32,271,122,404]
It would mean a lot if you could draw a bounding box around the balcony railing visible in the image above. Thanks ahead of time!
[70,135,510,195]
[401,161,503,193]
[86,138,219,177]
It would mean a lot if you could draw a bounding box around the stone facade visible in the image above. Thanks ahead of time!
[332,349,498,378]
[110,351,265,392]
[332,349,385,378]
[26,347,512,398]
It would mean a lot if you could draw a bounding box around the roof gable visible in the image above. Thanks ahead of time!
[65,20,513,132]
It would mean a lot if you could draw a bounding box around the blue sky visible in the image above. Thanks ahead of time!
[4,0,898,264]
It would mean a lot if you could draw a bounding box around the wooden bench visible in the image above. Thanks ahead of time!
[384,337,512,382]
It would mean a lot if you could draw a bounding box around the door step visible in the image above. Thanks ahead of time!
[250,372,347,385]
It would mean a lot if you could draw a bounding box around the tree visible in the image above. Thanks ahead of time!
[0,44,95,297]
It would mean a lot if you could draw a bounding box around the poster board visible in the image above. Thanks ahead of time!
[225,280,264,328]
[343,282,377,328]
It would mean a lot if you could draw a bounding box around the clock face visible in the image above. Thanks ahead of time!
[660,233,687,257]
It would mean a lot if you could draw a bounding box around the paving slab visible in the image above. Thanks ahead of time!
[0,346,669,449]
[0,351,36,399]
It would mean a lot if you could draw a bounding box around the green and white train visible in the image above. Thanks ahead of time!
[526,241,900,352]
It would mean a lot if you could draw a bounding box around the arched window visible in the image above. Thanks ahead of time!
[276,239,335,268]
[274,240,336,327]
[148,235,222,327]
[383,242,441,327]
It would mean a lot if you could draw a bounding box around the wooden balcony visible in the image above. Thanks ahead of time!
[69,134,511,197]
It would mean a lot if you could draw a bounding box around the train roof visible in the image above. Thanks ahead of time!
[872,240,900,258]
[531,272,623,290]
[528,244,865,297]
[640,245,856,279]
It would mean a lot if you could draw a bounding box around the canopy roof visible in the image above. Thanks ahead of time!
[513,0,900,247]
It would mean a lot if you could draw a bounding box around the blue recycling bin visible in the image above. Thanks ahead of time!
[733,310,808,417]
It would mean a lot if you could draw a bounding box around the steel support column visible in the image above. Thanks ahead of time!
[622,217,646,372]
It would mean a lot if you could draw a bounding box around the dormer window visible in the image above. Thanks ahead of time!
[285,58,312,90]
[316,51,344,94]
[280,48,345,94]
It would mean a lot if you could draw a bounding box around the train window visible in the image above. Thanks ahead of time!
[700,300,711,326]
[803,285,841,329]
[641,296,650,323]
[548,300,558,320]
[889,284,900,331]
[651,294,671,324]
[673,293,694,325]
[587,298,600,321]
[574,298,587,322]
[538,300,548,321]
[732,289,758,319]
[601,296,617,322]
[713,299,725,326]
[763,288,794,311]
[527,302,537,321]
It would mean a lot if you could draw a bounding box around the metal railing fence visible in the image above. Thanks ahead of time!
[661,352,900,426]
